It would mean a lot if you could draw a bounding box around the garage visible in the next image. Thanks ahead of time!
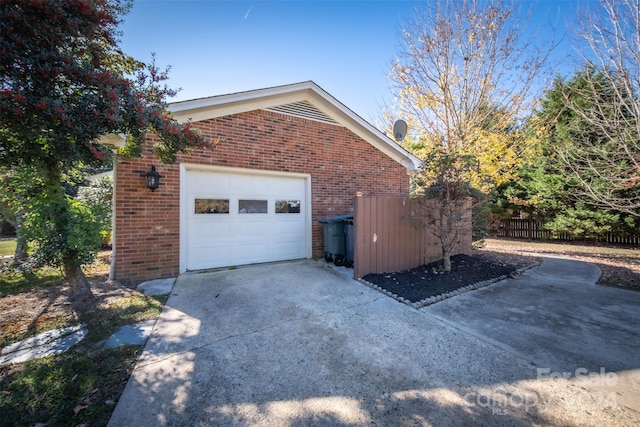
[113,81,419,283]
[180,164,311,272]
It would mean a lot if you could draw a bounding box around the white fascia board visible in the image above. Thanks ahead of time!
[169,82,317,122]
[170,92,310,123]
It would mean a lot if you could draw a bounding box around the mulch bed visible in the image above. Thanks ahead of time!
[362,254,521,304]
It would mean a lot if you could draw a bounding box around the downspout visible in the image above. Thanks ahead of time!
[98,134,126,281]
[109,158,116,281]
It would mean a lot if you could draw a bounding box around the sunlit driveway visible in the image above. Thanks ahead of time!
[108,259,640,426]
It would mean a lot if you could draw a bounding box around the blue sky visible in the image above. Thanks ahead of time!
[119,0,588,123]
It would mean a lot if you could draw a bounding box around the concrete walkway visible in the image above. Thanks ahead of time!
[0,277,176,365]
[108,258,640,426]
[0,324,88,365]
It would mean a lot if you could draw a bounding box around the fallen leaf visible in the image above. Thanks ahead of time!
[74,404,88,416]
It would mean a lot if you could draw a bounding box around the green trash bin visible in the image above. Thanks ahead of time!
[319,214,353,265]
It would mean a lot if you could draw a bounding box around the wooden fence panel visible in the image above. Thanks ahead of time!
[354,196,472,278]
[496,219,640,245]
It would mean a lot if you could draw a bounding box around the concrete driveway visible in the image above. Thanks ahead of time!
[109,258,640,426]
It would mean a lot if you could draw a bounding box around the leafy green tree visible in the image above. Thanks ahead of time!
[0,0,213,302]
[409,147,478,271]
[1,165,114,271]
[493,70,639,239]
[76,175,113,248]
[543,204,621,239]
[492,75,573,221]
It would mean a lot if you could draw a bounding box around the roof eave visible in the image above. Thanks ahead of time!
[168,81,318,122]
[98,133,127,148]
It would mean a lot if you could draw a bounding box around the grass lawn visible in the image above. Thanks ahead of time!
[0,251,168,426]
[0,238,16,257]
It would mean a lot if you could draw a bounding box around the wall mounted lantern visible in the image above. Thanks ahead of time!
[142,165,162,191]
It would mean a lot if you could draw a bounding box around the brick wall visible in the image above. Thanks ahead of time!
[114,109,410,283]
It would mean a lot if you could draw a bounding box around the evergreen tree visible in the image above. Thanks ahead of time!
[493,70,638,239]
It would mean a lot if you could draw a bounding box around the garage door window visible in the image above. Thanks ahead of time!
[276,200,301,213]
[239,199,268,214]
[195,199,229,214]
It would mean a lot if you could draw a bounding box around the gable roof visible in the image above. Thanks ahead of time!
[169,81,420,172]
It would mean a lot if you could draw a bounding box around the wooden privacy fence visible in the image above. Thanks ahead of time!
[496,219,640,245]
[353,196,472,278]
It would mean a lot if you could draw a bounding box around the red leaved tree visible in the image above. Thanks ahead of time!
[0,0,214,302]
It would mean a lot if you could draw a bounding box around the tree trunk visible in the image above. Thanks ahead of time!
[442,248,452,272]
[13,233,27,267]
[40,164,94,305]
[440,201,453,272]
[63,257,94,305]
[12,207,28,267]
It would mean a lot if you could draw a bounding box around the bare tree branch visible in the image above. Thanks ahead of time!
[558,0,640,216]
[390,0,555,268]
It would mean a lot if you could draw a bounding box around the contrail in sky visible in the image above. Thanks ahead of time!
[244,5,252,20]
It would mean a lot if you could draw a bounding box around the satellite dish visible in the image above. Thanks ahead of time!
[393,119,407,142]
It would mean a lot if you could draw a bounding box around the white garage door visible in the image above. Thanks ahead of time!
[181,165,311,272]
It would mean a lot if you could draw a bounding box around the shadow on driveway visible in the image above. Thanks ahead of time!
[108,258,640,426]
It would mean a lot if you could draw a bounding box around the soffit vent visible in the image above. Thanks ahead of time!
[265,100,341,126]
